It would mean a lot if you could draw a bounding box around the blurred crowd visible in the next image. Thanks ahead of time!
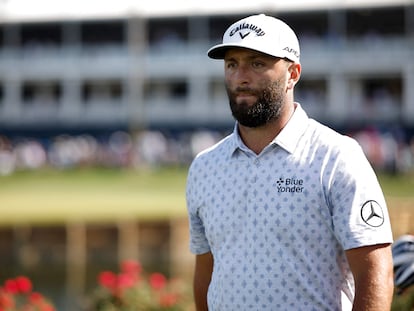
[0,130,224,175]
[350,127,414,174]
[0,127,414,176]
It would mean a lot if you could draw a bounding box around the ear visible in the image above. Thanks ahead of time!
[287,63,301,90]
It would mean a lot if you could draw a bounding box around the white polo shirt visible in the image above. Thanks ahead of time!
[186,104,393,311]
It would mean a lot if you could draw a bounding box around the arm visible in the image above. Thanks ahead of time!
[346,243,394,311]
[193,251,214,311]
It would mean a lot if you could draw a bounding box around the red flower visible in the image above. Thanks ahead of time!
[39,302,55,311]
[149,273,166,290]
[120,260,141,276]
[98,271,117,290]
[4,279,19,294]
[159,293,178,307]
[29,292,45,304]
[16,276,32,293]
[0,278,56,310]
[117,273,135,290]
[0,290,15,308]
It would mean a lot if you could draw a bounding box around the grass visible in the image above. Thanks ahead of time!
[0,167,413,226]
[378,172,414,198]
[0,167,188,226]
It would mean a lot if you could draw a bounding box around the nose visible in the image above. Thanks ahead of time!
[233,64,251,85]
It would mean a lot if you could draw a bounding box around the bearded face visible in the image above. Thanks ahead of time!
[226,77,286,128]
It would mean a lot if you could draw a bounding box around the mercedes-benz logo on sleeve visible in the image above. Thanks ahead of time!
[360,200,384,227]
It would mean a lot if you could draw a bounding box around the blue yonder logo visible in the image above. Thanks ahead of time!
[276,177,304,193]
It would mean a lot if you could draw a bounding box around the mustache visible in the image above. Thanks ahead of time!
[235,87,254,92]
[229,87,258,96]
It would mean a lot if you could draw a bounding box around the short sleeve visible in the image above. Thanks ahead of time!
[186,159,211,254]
[327,138,393,250]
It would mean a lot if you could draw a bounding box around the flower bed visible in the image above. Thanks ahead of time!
[86,260,193,311]
[0,276,55,311]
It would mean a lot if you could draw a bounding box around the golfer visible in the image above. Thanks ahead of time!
[186,14,394,311]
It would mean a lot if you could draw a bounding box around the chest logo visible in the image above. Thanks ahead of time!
[276,177,304,193]
[360,200,384,227]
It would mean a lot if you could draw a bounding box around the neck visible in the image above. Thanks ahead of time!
[238,103,295,155]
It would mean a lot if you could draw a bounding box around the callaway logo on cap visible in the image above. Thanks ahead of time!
[208,14,300,63]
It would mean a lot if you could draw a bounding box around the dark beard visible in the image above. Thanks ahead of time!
[226,80,285,128]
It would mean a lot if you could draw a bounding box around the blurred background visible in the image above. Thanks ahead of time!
[1,0,414,310]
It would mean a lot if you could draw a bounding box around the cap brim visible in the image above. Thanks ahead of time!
[207,43,239,59]
[207,43,294,61]
[208,43,277,59]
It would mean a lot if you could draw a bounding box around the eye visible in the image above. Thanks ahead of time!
[251,61,265,69]
[225,61,237,69]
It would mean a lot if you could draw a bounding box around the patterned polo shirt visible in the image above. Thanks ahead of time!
[186,104,393,311]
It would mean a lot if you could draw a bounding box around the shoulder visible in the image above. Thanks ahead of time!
[186,133,234,203]
[306,120,377,185]
[190,133,234,167]
[187,133,234,182]
[307,119,362,155]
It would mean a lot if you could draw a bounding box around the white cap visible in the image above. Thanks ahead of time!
[208,14,300,63]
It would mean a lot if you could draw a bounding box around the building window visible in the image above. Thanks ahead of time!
[22,81,61,106]
[347,7,405,39]
[0,228,13,269]
[21,22,62,49]
[86,225,118,282]
[82,80,123,103]
[81,20,125,47]
[87,225,118,264]
[139,222,170,273]
[30,226,67,265]
[278,11,329,43]
[361,77,402,121]
[148,17,188,49]
[144,80,188,101]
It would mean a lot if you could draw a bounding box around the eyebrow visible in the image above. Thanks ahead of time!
[224,54,268,62]
[224,54,285,65]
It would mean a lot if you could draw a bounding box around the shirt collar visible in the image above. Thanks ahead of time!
[273,103,309,154]
[229,103,309,157]
[229,123,250,157]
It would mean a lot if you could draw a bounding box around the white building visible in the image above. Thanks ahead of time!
[0,0,413,134]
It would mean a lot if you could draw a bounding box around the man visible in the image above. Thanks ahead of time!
[186,14,394,310]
